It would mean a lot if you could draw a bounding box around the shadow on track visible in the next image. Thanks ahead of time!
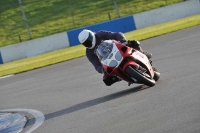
[26,85,149,126]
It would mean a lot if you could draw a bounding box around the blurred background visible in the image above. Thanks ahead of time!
[0,0,184,46]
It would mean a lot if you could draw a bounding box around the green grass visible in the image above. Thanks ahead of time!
[0,0,184,47]
[0,14,199,77]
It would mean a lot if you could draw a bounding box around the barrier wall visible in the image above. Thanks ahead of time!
[134,0,200,29]
[0,0,199,64]
[0,51,3,64]
[0,32,70,63]
[67,16,136,46]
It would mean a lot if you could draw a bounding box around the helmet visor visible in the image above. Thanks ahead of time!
[82,32,93,48]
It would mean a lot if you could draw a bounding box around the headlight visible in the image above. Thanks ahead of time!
[109,60,118,67]
[115,51,122,61]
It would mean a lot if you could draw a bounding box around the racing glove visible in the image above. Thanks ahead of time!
[127,40,140,48]
[120,39,127,43]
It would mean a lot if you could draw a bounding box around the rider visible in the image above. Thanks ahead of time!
[78,29,152,86]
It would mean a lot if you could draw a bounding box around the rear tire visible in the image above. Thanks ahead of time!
[152,67,160,81]
[125,66,155,87]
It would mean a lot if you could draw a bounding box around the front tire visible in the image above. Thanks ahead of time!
[125,66,155,87]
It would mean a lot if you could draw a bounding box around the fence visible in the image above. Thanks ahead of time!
[0,0,185,47]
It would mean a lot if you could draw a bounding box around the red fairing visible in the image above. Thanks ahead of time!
[114,41,154,77]
[100,40,155,83]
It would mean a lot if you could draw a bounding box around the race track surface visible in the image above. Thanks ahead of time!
[0,26,200,133]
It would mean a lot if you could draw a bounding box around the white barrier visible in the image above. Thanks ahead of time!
[0,32,69,63]
[134,0,200,29]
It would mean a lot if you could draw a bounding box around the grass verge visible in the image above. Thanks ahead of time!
[0,14,200,77]
[0,0,184,46]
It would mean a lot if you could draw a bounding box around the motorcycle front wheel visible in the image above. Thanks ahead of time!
[125,65,156,87]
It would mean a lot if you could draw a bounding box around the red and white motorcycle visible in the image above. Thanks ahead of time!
[96,40,160,87]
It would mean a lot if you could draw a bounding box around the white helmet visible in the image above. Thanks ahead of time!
[78,29,96,49]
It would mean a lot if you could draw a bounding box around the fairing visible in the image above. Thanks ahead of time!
[96,40,154,83]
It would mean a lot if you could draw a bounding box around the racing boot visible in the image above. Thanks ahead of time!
[128,82,132,86]
[136,46,152,59]
[103,75,121,86]
[143,51,152,59]
[112,76,122,82]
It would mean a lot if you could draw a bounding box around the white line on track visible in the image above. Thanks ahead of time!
[0,108,45,133]
[0,74,14,79]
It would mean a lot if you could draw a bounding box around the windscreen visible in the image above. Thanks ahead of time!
[96,40,114,61]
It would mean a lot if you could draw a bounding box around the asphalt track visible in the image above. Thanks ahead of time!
[0,26,200,133]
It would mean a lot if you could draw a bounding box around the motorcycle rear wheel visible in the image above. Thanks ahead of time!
[125,65,155,87]
[152,67,160,81]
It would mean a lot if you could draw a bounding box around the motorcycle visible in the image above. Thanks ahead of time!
[95,40,160,87]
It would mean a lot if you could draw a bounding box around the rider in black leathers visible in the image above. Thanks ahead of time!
[78,29,152,86]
